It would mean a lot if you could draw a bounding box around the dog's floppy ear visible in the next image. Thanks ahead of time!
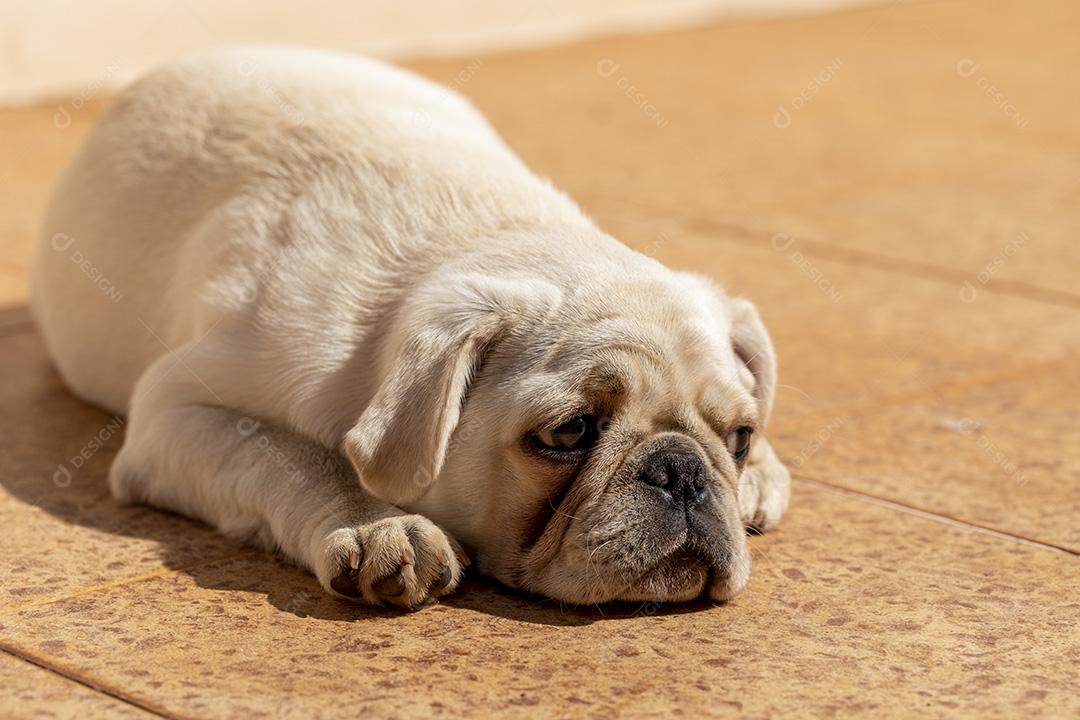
[727,297,778,427]
[681,272,778,427]
[344,274,556,504]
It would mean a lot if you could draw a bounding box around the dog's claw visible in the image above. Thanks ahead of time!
[330,568,363,597]
[410,596,438,611]
[373,571,407,597]
[431,564,453,593]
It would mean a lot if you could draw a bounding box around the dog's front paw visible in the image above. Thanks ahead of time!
[738,437,791,532]
[318,515,469,608]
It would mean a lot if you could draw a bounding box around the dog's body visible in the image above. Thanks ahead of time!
[33,47,789,608]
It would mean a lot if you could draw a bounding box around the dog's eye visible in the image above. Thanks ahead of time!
[725,427,753,464]
[536,416,597,452]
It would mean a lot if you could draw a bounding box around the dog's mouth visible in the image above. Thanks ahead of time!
[576,517,750,604]
[523,524,748,605]
[519,476,749,604]
[607,547,712,603]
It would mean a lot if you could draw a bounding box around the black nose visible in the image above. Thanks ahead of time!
[638,451,709,507]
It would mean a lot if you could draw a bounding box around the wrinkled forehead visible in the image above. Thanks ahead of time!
[510,281,754,425]
[560,279,736,369]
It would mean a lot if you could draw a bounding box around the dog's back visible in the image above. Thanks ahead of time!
[31,46,578,414]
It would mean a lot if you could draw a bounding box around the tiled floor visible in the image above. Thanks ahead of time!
[2,0,1078,717]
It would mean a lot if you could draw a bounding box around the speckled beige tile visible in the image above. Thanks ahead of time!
[771,359,1080,552]
[0,652,152,718]
[1,483,1076,718]
[409,0,1080,301]
[586,208,1080,424]
[0,331,245,611]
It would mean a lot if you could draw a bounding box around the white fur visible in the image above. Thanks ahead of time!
[32,46,788,606]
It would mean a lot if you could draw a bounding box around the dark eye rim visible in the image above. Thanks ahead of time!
[727,426,754,465]
[530,414,603,459]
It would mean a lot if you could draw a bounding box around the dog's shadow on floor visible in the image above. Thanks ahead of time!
[4,349,717,628]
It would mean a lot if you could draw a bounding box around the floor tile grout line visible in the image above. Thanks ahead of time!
[760,234,1080,310]
[0,549,256,616]
[0,642,181,719]
[582,194,1080,311]
[770,356,1076,430]
[587,194,1053,303]
[792,474,1079,556]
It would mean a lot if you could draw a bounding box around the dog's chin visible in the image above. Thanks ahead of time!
[553,543,744,605]
[607,549,711,603]
[522,511,752,605]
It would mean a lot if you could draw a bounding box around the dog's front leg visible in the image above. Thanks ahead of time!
[109,343,467,608]
[737,436,791,532]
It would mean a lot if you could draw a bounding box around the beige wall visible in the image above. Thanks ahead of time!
[1,0,873,104]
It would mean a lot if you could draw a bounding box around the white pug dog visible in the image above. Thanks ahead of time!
[32,47,789,609]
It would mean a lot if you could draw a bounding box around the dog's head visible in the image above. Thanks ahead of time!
[344,245,776,604]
